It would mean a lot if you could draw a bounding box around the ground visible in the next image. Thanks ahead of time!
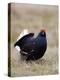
[9,3,58,77]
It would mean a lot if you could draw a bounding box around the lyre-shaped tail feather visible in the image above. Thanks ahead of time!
[17,29,29,41]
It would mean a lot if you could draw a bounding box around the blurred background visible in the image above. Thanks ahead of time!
[9,3,58,76]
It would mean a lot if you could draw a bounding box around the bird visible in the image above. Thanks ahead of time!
[14,29,47,61]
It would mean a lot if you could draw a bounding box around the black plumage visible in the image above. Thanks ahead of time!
[14,30,47,60]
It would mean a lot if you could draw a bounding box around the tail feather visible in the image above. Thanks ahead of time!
[17,29,29,41]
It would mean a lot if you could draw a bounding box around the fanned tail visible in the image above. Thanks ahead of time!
[17,29,29,41]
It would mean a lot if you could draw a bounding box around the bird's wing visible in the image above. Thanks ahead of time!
[21,41,35,52]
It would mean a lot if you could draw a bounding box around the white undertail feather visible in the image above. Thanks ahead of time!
[17,29,29,41]
[15,29,29,52]
[15,46,20,52]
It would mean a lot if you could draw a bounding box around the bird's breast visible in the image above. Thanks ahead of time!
[35,37,47,50]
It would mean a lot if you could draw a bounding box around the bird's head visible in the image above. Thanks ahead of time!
[39,29,46,37]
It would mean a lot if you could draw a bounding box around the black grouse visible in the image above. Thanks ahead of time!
[14,29,47,60]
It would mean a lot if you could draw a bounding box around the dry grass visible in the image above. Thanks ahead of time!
[9,3,58,77]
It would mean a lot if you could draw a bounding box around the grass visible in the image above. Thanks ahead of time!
[9,3,58,77]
